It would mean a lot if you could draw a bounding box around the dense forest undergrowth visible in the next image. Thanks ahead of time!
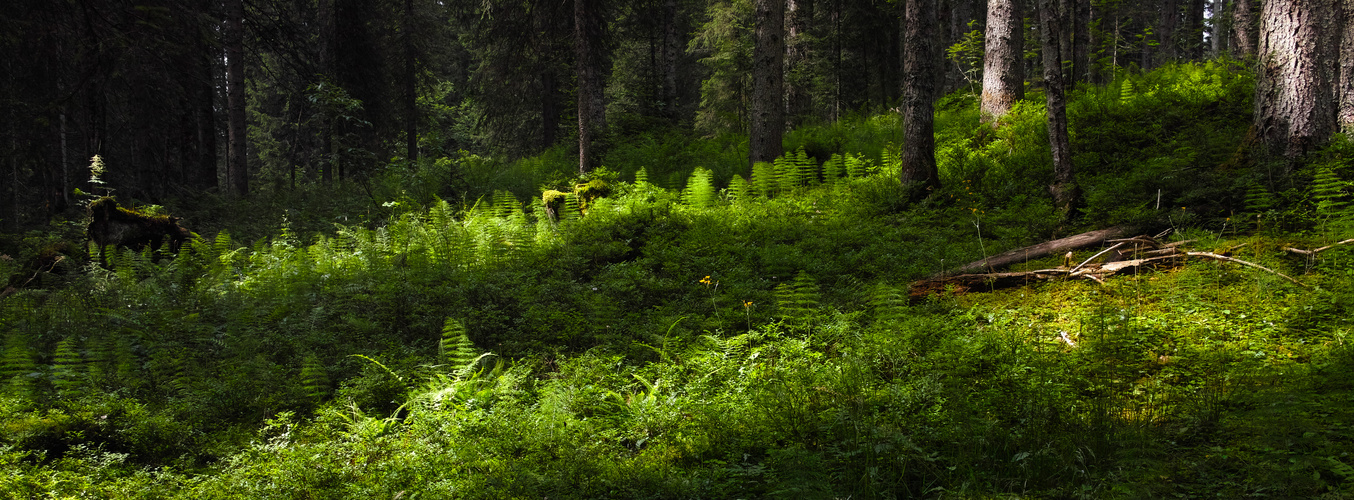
[3,62,1354,497]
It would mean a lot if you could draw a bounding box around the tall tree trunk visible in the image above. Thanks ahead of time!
[404,0,417,163]
[1074,0,1090,84]
[662,0,680,119]
[1058,0,1074,89]
[1211,0,1228,57]
[541,69,560,149]
[575,0,607,174]
[1185,0,1206,59]
[319,0,334,185]
[981,0,1024,124]
[224,0,248,196]
[785,0,813,128]
[901,0,940,191]
[1340,0,1354,134]
[1038,0,1079,215]
[1232,0,1255,57]
[1157,0,1180,66]
[1254,0,1338,159]
[750,0,785,167]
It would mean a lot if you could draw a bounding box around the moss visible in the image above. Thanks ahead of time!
[542,190,569,222]
[575,180,611,213]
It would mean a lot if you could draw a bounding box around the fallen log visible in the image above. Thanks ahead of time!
[948,225,1134,275]
[1285,238,1354,256]
[910,246,1308,301]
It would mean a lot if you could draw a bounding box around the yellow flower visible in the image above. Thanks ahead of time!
[743,301,753,308]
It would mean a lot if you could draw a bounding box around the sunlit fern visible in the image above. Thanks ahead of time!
[1312,166,1352,236]
[752,161,776,198]
[2,333,36,395]
[441,318,482,377]
[726,174,750,202]
[823,154,845,184]
[682,167,717,208]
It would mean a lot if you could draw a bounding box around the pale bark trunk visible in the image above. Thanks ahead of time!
[981,0,1024,124]
[1340,0,1354,134]
[1232,0,1255,57]
[1254,0,1338,159]
[750,0,785,167]
[901,0,940,191]
[1038,0,1079,214]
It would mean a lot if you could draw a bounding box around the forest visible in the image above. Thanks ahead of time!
[2,0,1354,497]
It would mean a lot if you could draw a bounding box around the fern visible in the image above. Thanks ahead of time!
[440,318,479,371]
[682,167,717,208]
[727,174,750,202]
[774,155,797,193]
[51,338,85,395]
[845,153,869,178]
[2,333,36,395]
[752,161,776,198]
[1312,166,1352,235]
[868,283,910,325]
[1120,79,1137,103]
[774,271,821,328]
[563,193,582,222]
[635,167,649,184]
[149,346,191,396]
[1243,181,1275,230]
[300,353,330,401]
[491,190,521,218]
[823,154,845,184]
[792,148,817,187]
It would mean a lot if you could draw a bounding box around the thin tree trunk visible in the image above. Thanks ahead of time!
[1211,0,1228,57]
[225,0,247,196]
[901,0,940,191]
[750,0,785,167]
[1038,0,1080,215]
[981,0,1024,124]
[1185,0,1206,59]
[404,0,417,163]
[1254,0,1338,159]
[575,0,607,174]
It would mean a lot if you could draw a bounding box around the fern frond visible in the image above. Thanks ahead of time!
[1120,79,1137,103]
[51,338,85,395]
[682,168,716,208]
[823,154,845,184]
[752,161,776,198]
[868,283,909,325]
[440,318,479,370]
[727,175,750,202]
[775,271,821,328]
[635,167,649,184]
[300,354,330,401]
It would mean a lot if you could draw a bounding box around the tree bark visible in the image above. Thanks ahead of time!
[225,0,248,196]
[575,0,608,174]
[1254,0,1338,159]
[981,0,1024,124]
[1185,0,1206,59]
[404,0,418,163]
[1211,0,1227,57]
[750,0,785,167]
[1157,0,1180,66]
[948,225,1132,274]
[1232,0,1255,57]
[1340,0,1354,134]
[661,0,681,119]
[785,0,813,128]
[1038,0,1079,215]
[901,0,940,191]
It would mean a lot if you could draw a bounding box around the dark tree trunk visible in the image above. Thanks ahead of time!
[1073,0,1090,84]
[1232,0,1255,56]
[901,0,940,191]
[319,0,334,185]
[750,0,785,167]
[1038,0,1079,215]
[785,0,813,128]
[1157,0,1180,66]
[224,0,248,196]
[1211,0,1227,57]
[1185,0,1206,59]
[661,0,681,119]
[404,0,417,163]
[981,0,1024,124]
[1254,0,1338,159]
[1340,0,1354,134]
[574,0,607,174]
[541,69,560,149]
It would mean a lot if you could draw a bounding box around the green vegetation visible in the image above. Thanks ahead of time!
[3,62,1354,498]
